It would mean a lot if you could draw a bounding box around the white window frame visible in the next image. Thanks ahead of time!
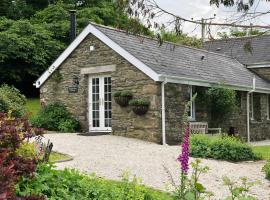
[250,93,254,120]
[188,86,196,121]
[267,94,270,120]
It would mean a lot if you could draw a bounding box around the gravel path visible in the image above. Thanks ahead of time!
[251,140,270,146]
[45,133,270,200]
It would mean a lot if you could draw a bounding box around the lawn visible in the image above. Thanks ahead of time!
[252,145,270,160]
[26,98,40,117]
[49,152,72,162]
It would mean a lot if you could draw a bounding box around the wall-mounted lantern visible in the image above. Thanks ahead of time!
[68,75,80,93]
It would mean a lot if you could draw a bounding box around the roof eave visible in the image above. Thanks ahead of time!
[158,75,270,93]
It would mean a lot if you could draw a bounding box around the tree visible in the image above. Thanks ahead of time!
[218,28,264,39]
[0,0,11,17]
[160,29,201,48]
[116,0,270,40]
[0,18,65,96]
[32,3,70,44]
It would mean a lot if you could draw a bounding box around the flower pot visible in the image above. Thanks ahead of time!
[114,96,132,107]
[132,105,149,115]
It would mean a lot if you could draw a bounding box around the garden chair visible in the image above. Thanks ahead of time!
[189,122,221,135]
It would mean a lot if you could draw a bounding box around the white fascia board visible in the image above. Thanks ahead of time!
[247,64,270,68]
[35,25,91,88]
[158,75,270,94]
[35,24,159,88]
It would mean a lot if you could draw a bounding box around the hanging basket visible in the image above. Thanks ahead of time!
[131,105,149,115]
[114,96,132,107]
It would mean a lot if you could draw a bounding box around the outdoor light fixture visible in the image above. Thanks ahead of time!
[68,75,80,93]
[90,45,95,52]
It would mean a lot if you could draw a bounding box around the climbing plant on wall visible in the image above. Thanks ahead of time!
[205,84,238,125]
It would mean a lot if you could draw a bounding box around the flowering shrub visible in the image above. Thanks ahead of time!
[177,126,190,173]
[174,126,212,199]
[0,112,44,200]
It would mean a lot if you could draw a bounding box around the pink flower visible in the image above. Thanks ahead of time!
[177,126,190,174]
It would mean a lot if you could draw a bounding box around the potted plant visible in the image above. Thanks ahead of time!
[113,90,133,107]
[129,98,150,115]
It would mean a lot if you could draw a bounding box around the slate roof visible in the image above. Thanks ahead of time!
[94,23,270,90]
[203,35,270,65]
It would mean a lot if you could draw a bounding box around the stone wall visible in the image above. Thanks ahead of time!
[193,87,270,141]
[164,83,189,144]
[40,34,162,143]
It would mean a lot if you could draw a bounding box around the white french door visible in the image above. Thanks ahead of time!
[89,76,112,132]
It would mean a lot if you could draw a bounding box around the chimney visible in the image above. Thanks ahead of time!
[70,10,76,42]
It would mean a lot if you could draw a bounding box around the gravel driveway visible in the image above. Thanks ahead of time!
[45,133,270,200]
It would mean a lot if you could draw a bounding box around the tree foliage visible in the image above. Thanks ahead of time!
[0,17,65,95]
[160,30,202,48]
[210,0,258,11]
[218,28,264,39]
[0,0,151,96]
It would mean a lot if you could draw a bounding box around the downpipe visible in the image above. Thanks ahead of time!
[247,76,256,143]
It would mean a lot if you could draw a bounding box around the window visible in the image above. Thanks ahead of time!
[250,93,262,121]
[188,86,195,121]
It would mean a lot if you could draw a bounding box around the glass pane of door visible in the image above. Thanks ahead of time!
[104,77,112,128]
[92,78,100,127]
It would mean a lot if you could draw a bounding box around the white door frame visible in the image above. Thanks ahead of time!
[88,75,112,132]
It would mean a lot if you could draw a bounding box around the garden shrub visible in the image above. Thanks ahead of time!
[0,112,44,200]
[16,142,38,160]
[30,102,80,132]
[0,84,27,117]
[263,160,270,180]
[58,118,80,132]
[189,134,211,158]
[16,163,172,200]
[190,134,259,162]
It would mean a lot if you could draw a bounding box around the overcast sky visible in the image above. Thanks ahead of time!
[153,0,270,38]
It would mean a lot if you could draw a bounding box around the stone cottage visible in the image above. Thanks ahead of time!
[34,23,270,144]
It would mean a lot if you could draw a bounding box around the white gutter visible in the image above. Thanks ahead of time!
[247,76,256,143]
[246,63,270,69]
[158,75,270,94]
[161,78,168,145]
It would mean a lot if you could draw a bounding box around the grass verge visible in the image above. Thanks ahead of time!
[49,152,72,163]
[252,145,270,160]
[26,98,40,117]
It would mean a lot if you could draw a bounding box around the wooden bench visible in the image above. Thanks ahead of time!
[189,122,221,135]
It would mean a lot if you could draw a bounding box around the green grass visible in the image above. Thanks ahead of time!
[252,145,270,160]
[26,98,40,117]
[49,152,72,162]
